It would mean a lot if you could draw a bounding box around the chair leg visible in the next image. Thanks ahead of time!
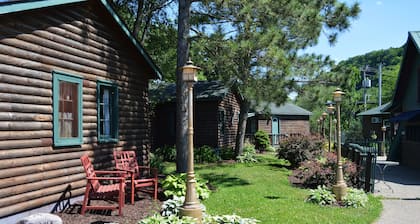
[81,185,91,215]
[118,181,124,216]
[131,176,135,204]
[154,180,158,200]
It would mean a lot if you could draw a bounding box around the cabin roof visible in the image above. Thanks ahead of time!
[0,0,162,79]
[252,102,312,116]
[357,102,391,116]
[389,31,420,111]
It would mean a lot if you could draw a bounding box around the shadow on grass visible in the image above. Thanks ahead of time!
[268,163,291,171]
[200,173,250,189]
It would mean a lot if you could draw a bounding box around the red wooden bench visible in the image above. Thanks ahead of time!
[80,154,126,216]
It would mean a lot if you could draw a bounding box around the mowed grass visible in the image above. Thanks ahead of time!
[190,154,382,224]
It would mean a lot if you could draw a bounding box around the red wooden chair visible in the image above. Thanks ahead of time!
[113,150,158,204]
[80,154,126,216]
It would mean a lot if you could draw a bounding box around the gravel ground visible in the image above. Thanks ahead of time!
[55,193,163,224]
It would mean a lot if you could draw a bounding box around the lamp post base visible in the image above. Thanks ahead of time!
[180,205,203,223]
[332,183,347,201]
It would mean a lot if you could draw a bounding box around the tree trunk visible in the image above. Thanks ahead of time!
[175,0,191,173]
[235,100,250,156]
[133,0,144,40]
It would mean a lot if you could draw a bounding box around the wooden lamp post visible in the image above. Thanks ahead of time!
[321,112,328,138]
[332,88,347,201]
[326,101,335,152]
[179,60,202,221]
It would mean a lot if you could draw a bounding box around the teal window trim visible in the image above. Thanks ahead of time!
[53,71,83,147]
[97,80,119,143]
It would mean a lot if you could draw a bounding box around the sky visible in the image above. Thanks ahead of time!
[306,0,420,63]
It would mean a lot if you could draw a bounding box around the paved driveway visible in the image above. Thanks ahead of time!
[374,158,420,224]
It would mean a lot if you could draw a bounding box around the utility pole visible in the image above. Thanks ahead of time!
[378,63,383,106]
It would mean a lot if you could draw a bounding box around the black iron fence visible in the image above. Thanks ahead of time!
[342,143,378,192]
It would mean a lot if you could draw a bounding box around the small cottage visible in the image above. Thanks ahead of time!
[387,31,420,168]
[0,0,160,219]
[151,81,241,150]
[246,103,312,145]
[357,102,391,141]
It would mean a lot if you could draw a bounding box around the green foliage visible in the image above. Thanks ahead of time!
[306,185,337,206]
[277,135,323,168]
[219,147,236,160]
[154,145,176,162]
[161,196,184,217]
[203,214,260,224]
[343,188,369,208]
[236,143,258,163]
[195,145,220,163]
[254,131,270,152]
[149,153,165,174]
[162,173,211,200]
[139,213,197,224]
[140,214,259,224]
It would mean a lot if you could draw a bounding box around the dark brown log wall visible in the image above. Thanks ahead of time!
[0,1,153,218]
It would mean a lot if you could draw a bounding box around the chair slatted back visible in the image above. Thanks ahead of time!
[114,151,140,174]
[80,154,100,191]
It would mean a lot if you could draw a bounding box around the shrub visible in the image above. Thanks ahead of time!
[161,196,184,217]
[195,145,220,163]
[149,153,165,174]
[254,130,270,152]
[162,173,211,200]
[203,214,260,224]
[306,185,337,206]
[277,135,323,168]
[342,188,369,208]
[140,214,260,224]
[219,147,236,160]
[139,213,197,224]
[236,143,258,163]
[290,152,359,189]
[154,145,176,162]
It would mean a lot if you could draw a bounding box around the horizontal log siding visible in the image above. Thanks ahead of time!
[0,1,153,218]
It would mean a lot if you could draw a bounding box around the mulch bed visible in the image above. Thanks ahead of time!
[55,193,163,224]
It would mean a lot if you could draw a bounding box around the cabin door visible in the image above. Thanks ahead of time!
[272,118,280,145]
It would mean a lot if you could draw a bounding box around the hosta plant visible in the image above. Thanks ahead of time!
[342,188,369,208]
[306,185,337,206]
[162,173,211,200]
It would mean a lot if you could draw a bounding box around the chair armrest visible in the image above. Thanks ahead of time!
[137,166,158,178]
[87,176,125,182]
[95,170,127,177]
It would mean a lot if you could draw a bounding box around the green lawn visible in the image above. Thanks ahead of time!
[186,154,383,224]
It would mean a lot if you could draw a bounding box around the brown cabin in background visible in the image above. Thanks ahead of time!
[151,81,241,150]
[246,103,312,146]
[0,0,161,220]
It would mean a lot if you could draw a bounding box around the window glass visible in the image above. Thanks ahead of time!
[97,81,118,142]
[53,72,83,146]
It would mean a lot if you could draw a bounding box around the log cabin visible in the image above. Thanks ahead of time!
[151,81,241,150]
[0,0,161,219]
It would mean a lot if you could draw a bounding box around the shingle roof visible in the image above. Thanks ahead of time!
[150,81,231,103]
[357,102,391,116]
[389,31,420,111]
[0,0,162,79]
[254,102,312,116]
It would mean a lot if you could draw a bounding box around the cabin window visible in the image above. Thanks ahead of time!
[53,72,83,146]
[97,81,119,143]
